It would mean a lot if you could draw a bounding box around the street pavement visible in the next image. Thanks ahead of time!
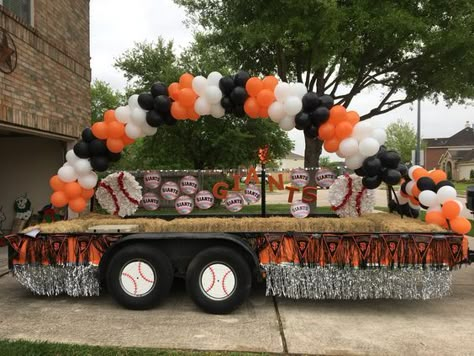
[0,238,473,355]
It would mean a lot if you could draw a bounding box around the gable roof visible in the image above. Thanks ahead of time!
[424,127,474,147]
[448,149,474,162]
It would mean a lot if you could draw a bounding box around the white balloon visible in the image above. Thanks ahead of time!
[207,71,223,86]
[372,128,387,145]
[205,86,223,104]
[128,94,139,109]
[352,121,374,141]
[74,159,92,176]
[437,186,457,204]
[408,201,420,210]
[345,153,365,170]
[210,104,225,118]
[194,97,211,115]
[268,101,286,123]
[454,199,464,212]
[427,205,442,212]
[279,116,295,131]
[65,150,80,164]
[289,82,308,99]
[115,106,131,124]
[408,165,421,180]
[58,164,77,183]
[359,137,380,157]
[192,76,208,96]
[274,82,291,102]
[395,192,409,205]
[418,190,439,208]
[406,181,416,196]
[284,96,303,116]
[336,150,345,159]
[339,137,359,157]
[78,171,98,190]
[131,107,147,126]
[141,124,158,136]
[125,123,143,139]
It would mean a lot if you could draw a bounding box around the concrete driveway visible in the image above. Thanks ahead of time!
[0,251,473,355]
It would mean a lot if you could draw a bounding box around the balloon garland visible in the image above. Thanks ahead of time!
[46,70,471,235]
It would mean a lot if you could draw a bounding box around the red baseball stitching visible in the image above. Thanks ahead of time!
[205,266,216,292]
[122,272,137,295]
[222,269,232,296]
[99,181,120,215]
[332,174,353,211]
[138,262,154,283]
[118,172,140,205]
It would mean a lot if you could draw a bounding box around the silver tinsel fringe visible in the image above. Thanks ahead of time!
[263,265,452,300]
[12,264,100,297]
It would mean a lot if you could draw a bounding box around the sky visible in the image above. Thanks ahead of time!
[90,0,473,160]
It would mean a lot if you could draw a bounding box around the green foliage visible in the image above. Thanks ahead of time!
[470,170,474,179]
[91,80,124,124]
[385,119,417,164]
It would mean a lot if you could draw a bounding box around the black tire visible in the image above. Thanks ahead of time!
[106,243,173,310]
[186,246,252,314]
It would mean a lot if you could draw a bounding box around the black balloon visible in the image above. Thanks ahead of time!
[220,96,234,110]
[108,151,121,162]
[230,87,247,105]
[73,141,90,159]
[91,156,109,172]
[302,92,321,112]
[382,169,402,185]
[138,93,155,110]
[304,125,318,138]
[363,157,382,177]
[81,128,95,143]
[319,95,334,109]
[154,95,171,113]
[146,110,165,127]
[397,163,408,178]
[234,105,246,117]
[354,166,368,177]
[376,145,387,158]
[219,76,235,95]
[379,150,401,169]
[417,176,436,192]
[401,180,409,195]
[309,107,330,125]
[435,180,455,191]
[233,71,250,87]
[164,114,177,126]
[89,139,108,156]
[410,208,420,218]
[295,112,311,130]
[150,82,168,97]
[362,175,382,189]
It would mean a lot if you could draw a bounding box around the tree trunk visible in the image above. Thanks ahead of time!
[304,135,323,169]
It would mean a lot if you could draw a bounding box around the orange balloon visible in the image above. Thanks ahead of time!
[318,123,335,140]
[245,77,263,97]
[168,82,180,101]
[450,216,471,234]
[81,188,95,200]
[425,211,447,227]
[51,191,68,208]
[170,101,188,120]
[107,138,125,153]
[69,197,87,213]
[256,89,275,108]
[179,88,196,107]
[335,121,353,140]
[64,182,82,199]
[179,73,194,89]
[400,190,409,198]
[107,121,125,139]
[346,111,360,126]
[412,185,421,198]
[258,106,269,118]
[409,196,419,205]
[328,105,347,124]
[412,167,429,180]
[442,200,461,220]
[429,169,447,184]
[91,122,108,140]
[122,134,135,146]
[103,110,116,123]
[244,97,260,119]
[262,75,278,90]
[324,138,340,153]
[49,175,65,192]
[187,107,200,121]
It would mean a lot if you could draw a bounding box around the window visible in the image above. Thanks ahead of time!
[1,0,33,25]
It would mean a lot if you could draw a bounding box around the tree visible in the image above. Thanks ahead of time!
[113,38,293,170]
[91,80,124,124]
[174,0,474,167]
[385,119,417,164]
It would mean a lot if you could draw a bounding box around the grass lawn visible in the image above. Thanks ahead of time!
[453,181,473,195]
[0,339,265,356]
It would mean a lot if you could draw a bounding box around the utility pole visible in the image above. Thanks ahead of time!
[415,99,421,165]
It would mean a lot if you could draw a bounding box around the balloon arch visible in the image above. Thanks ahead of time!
[48,71,471,235]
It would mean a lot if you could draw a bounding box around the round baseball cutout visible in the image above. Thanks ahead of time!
[143,170,161,189]
[291,168,310,187]
[224,193,244,212]
[180,175,199,195]
[195,190,215,209]
[290,200,310,218]
[120,260,156,297]
[141,192,159,211]
[315,168,337,189]
[175,195,194,215]
[244,184,261,203]
[199,263,236,300]
[160,181,180,200]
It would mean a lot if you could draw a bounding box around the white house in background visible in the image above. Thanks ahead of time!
[279,152,305,170]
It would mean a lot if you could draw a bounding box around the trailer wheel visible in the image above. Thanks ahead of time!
[106,244,173,310]
[186,246,251,314]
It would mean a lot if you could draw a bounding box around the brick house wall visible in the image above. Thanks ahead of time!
[424,147,447,170]
[0,0,90,139]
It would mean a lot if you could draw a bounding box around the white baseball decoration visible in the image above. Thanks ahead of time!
[195,190,215,209]
[200,263,236,300]
[180,175,199,195]
[143,171,162,189]
[328,174,375,217]
[141,192,159,211]
[120,261,155,297]
[315,168,337,189]
[160,181,180,200]
[244,184,261,203]
[175,195,194,215]
[291,168,310,187]
[224,193,244,212]
[290,200,310,218]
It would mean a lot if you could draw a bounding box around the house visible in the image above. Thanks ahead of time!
[0,1,90,232]
[279,151,305,170]
[423,122,474,180]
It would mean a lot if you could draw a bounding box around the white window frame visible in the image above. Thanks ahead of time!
[0,0,34,26]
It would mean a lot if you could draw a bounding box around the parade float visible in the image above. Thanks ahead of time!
[1,71,472,314]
